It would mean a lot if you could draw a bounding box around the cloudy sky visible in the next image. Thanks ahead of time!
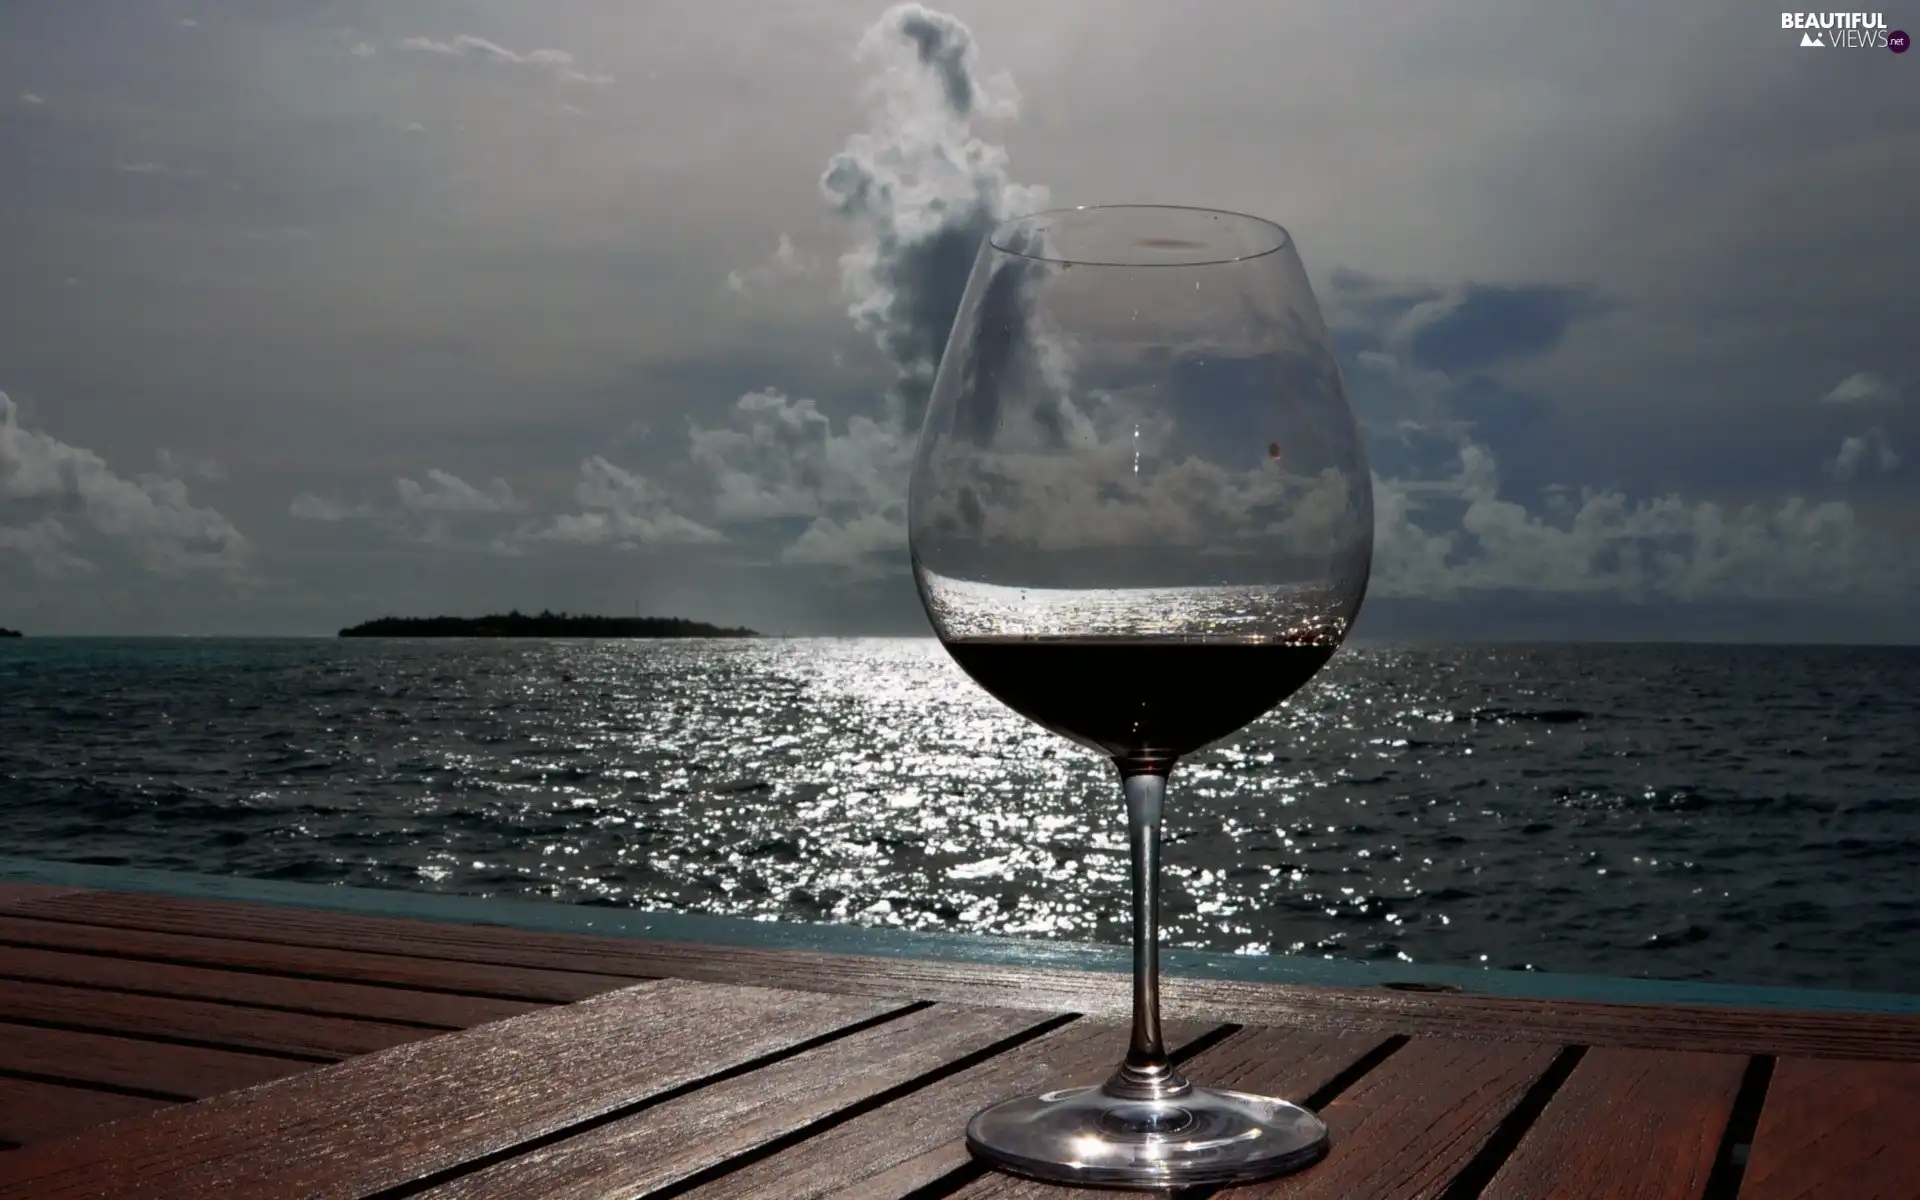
[2,0,1916,638]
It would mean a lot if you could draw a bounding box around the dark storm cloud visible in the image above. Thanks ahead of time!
[893,5,976,114]
[819,2,1046,424]
[1406,284,1600,373]
[1325,271,1601,373]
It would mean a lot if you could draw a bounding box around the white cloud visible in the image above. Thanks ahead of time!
[823,3,1046,425]
[690,390,909,522]
[1821,372,1897,405]
[725,234,812,295]
[1335,342,1913,603]
[784,511,906,569]
[349,41,376,58]
[114,162,169,175]
[176,18,198,28]
[618,3,1048,577]
[19,93,45,107]
[0,517,92,578]
[0,390,248,577]
[529,457,723,548]
[1829,427,1900,481]
[395,34,613,85]
[1373,438,1905,603]
[291,469,522,546]
[541,5,1917,609]
[394,468,522,514]
[683,389,912,573]
[288,492,365,522]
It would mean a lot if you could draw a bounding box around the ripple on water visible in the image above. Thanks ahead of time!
[2,638,1919,992]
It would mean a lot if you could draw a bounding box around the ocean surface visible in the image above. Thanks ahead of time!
[3,637,1917,994]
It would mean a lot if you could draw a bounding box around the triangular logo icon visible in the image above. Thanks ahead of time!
[1800,31,1824,46]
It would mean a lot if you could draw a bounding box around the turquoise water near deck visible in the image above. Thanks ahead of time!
[5,857,1916,1016]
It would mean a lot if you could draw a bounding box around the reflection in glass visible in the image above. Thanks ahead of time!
[909,205,1373,1188]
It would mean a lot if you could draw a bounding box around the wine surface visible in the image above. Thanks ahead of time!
[942,637,1336,767]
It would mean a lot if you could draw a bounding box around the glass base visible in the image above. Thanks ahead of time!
[965,1083,1329,1189]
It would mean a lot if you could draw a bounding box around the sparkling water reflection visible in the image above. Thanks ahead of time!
[2,637,1917,992]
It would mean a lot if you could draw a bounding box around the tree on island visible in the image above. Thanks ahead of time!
[338,611,758,638]
[0,627,21,638]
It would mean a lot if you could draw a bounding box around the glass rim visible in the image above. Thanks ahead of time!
[986,204,1292,268]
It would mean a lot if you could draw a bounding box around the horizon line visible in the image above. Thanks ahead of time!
[5,633,1920,649]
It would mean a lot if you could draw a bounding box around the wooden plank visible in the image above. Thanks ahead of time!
[0,1022,311,1099]
[1177,1024,1398,1104]
[0,1079,172,1148]
[0,944,539,1028]
[1479,1048,1745,1200]
[0,915,636,1003]
[17,891,1920,1062]
[416,1004,1057,1199]
[0,979,903,1199]
[1742,1057,1920,1200]
[677,1018,1213,1200]
[948,1025,1394,1200]
[13,890,666,975]
[0,977,435,1059]
[1217,1037,1560,1199]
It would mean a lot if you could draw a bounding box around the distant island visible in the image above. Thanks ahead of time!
[338,610,758,639]
[0,627,20,638]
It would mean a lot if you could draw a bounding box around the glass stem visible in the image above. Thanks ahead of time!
[1105,768,1191,1101]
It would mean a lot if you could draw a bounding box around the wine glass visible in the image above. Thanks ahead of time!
[908,205,1372,1189]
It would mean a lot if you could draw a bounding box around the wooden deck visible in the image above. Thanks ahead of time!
[0,880,1915,1197]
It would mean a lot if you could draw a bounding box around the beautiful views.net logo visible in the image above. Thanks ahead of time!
[1781,12,1909,50]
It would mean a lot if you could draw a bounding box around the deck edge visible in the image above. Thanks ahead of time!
[3,855,1914,1016]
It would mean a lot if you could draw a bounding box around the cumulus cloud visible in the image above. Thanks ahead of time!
[1351,330,1914,602]
[528,457,723,548]
[395,468,522,515]
[0,518,91,578]
[290,467,529,550]
[549,4,1914,610]
[349,41,376,58]
[690,390,906,521]
[726,234,812,296]
[344,2,1910,613]
[20,93,45,107]
[525,4,1045,578]
[1829,427,1900,481]
[1373,438,1907,602]
[288,492,366,523]
[605,2,1045,577]
[1821,372,1897,405]
[0,390,248,577]
[821,2,1046,426]
[396,34,613,85]
[687,389,913,571]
